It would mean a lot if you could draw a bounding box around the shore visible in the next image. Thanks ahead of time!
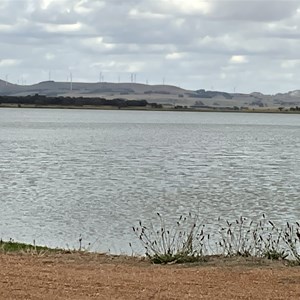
[1,103,300,114]
[1,250,300,300]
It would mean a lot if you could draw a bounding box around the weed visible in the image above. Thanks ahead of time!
[134,214,290,264]
[283,222,300,263]
[218,215,288,259]
[133,212,209,264]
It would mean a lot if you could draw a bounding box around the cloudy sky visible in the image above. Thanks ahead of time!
[0,0,300,94]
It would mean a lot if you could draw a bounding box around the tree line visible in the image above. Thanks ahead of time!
[0,94,148,108]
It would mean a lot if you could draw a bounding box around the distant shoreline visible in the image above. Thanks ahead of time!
[1,103,300,114]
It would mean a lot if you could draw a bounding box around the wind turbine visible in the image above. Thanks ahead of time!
[70,72,73,91]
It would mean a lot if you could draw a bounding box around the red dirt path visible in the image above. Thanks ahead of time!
[0,252,300,299]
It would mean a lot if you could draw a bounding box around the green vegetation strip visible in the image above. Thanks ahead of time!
[0,239,59,253]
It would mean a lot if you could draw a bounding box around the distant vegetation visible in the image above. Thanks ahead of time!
[289,106,300,111]
[193,89,233,99]
[0,94,148,108]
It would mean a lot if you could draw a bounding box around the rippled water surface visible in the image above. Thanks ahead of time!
[1,108,300,253]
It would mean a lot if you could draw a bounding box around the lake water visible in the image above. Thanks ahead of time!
[0,108,300,254]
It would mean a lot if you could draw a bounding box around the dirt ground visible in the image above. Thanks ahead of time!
[1,252,300,300]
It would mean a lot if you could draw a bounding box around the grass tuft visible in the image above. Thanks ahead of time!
[133,213,209,264]
[134,214,294,264]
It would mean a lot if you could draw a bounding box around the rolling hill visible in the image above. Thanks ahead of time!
[1,79,300,109]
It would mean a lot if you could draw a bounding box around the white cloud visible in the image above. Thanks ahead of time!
[74,0,101,14]
[42,22,84,33]
[162,0,211,15]
[45,53,55,60]
[81,37,116,52]
[166,52,183,60]
[0,59,20,67]
[41,0,54,10]
[281,59,300,69]
[0,24,12,32]
[229,55,249,64]
[129,9,168,19]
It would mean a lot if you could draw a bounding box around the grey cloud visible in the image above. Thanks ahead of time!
[1,0,300,93]
[0,0,28,25]
[208,0,299,22]
[31,7,79,25]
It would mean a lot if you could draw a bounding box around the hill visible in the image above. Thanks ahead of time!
[1,79,300,109]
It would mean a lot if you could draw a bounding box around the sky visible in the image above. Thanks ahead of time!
[0,0,300,94]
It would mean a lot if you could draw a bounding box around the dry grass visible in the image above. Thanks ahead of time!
[134,214,300,264]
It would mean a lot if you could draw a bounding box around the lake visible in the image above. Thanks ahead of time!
[0,108,300,254]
